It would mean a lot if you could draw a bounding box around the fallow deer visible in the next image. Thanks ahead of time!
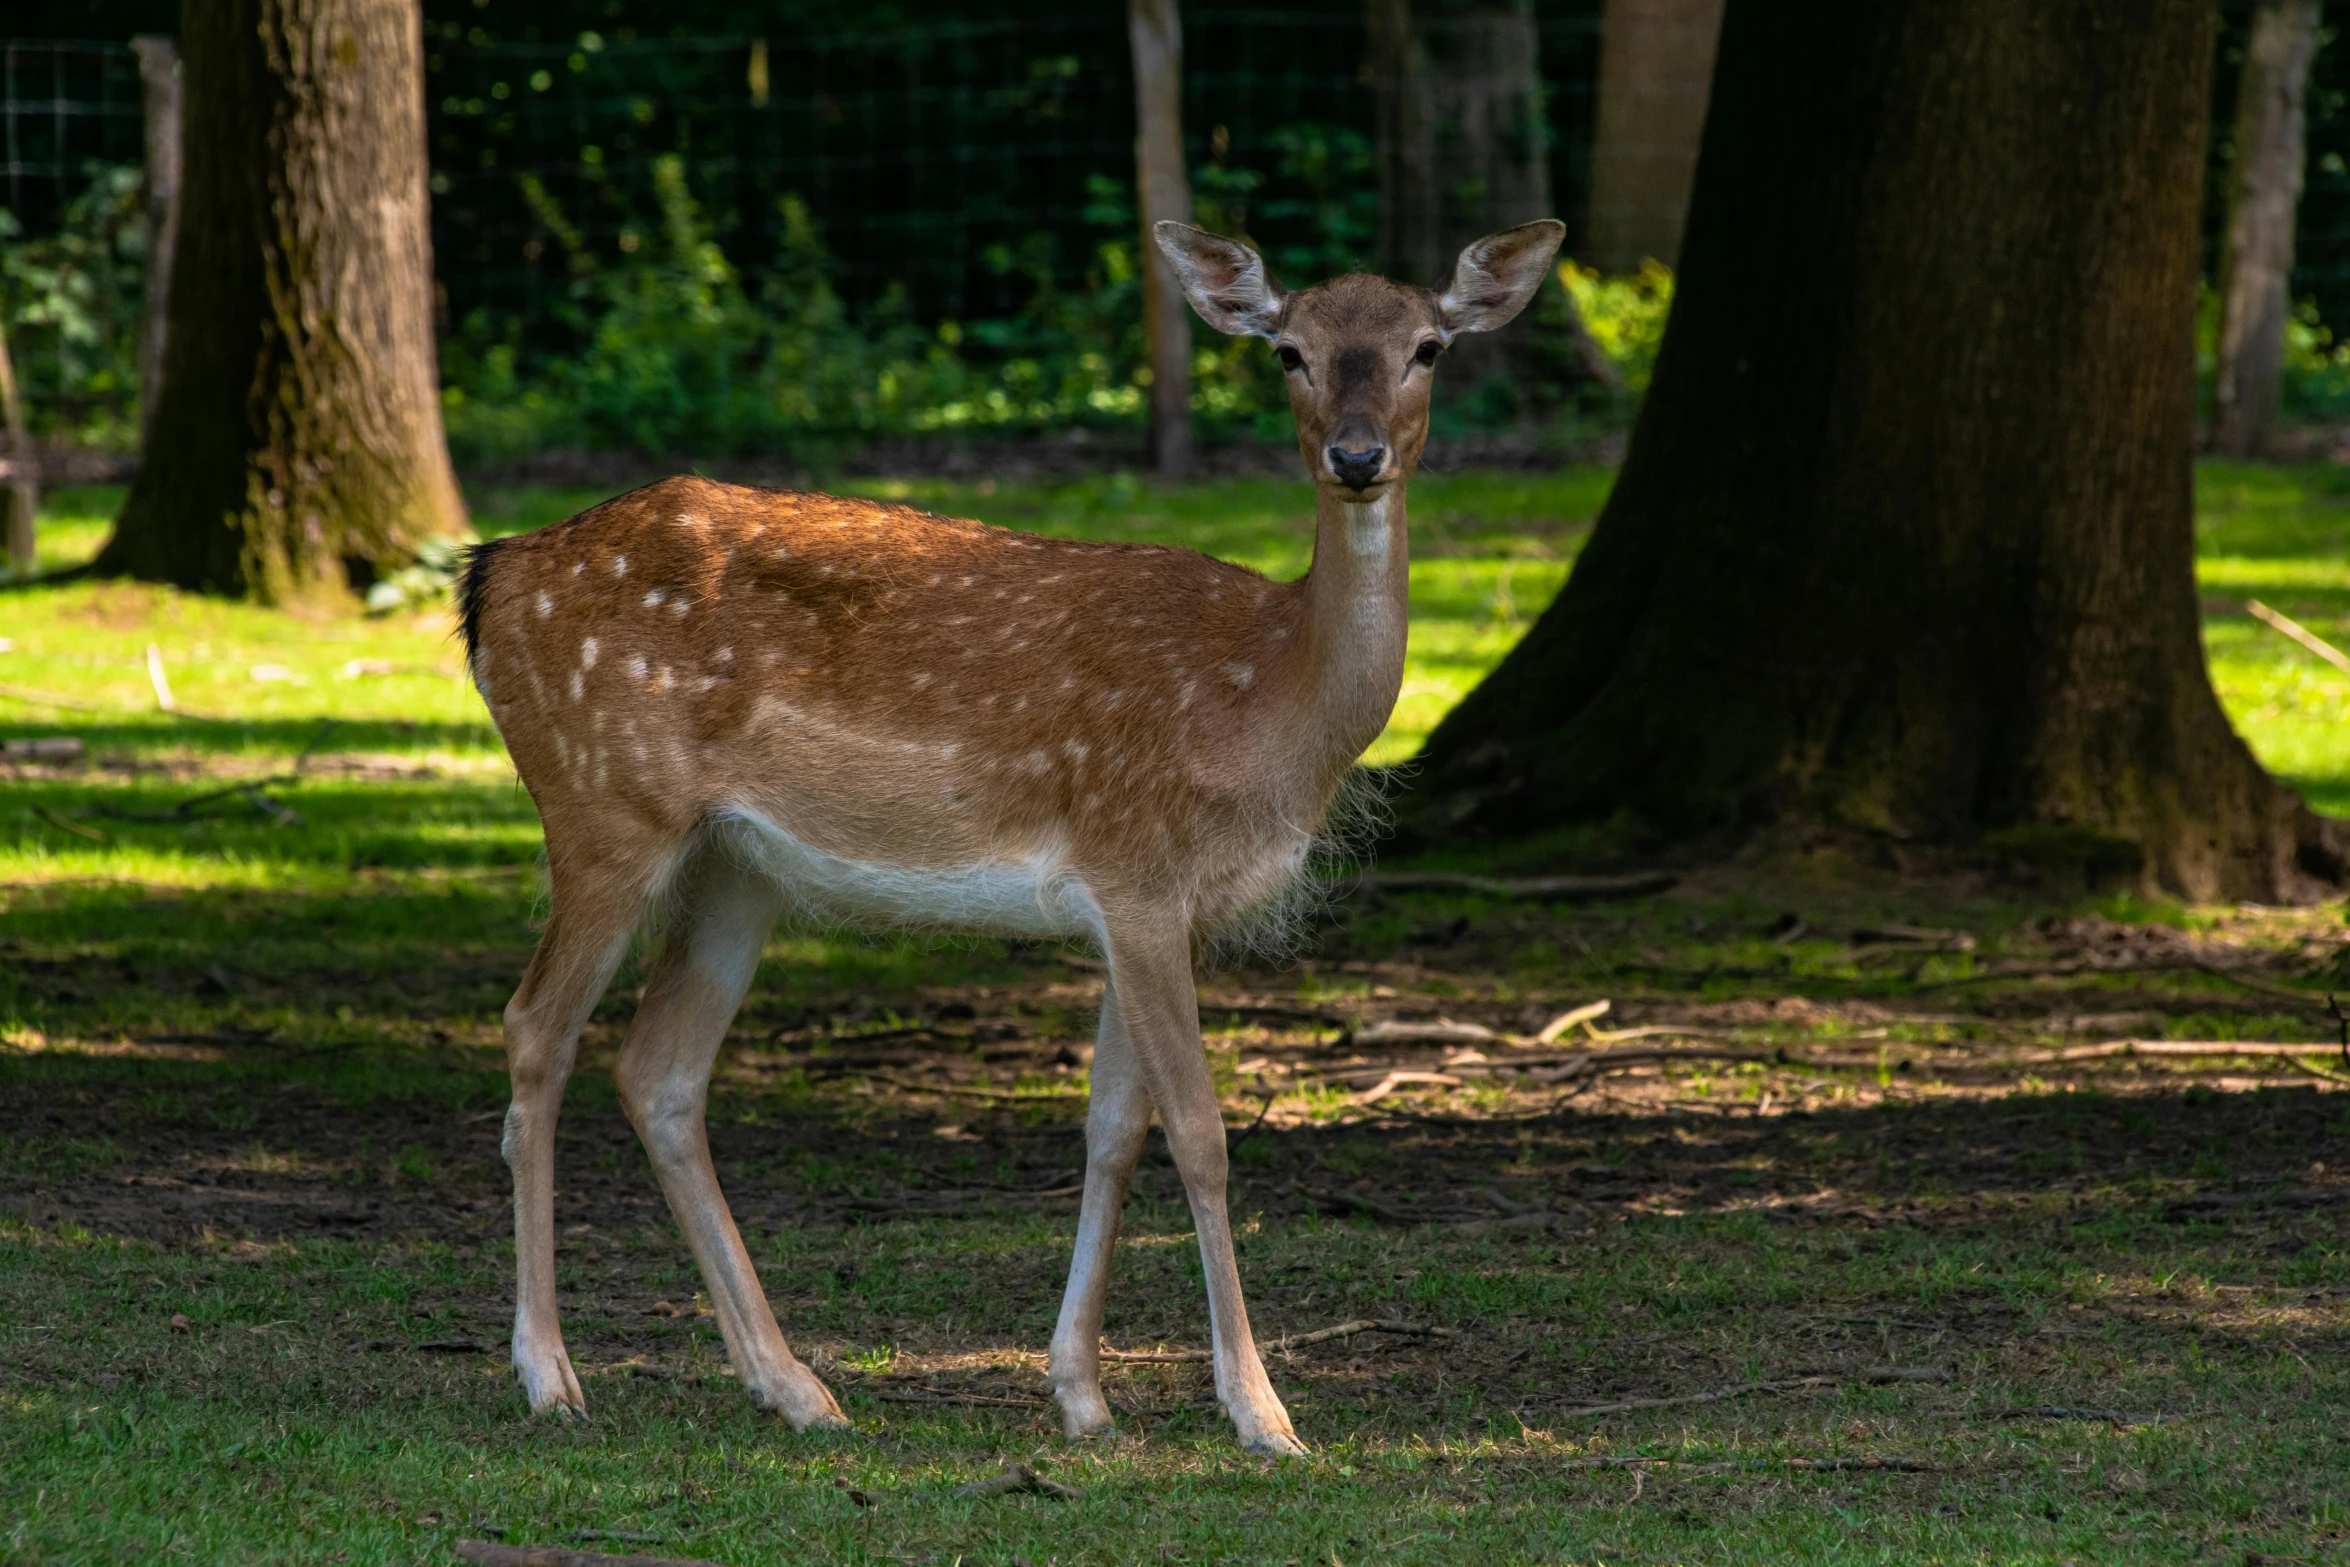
[459,217,1565,1455]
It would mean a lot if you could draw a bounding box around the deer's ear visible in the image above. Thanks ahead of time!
[1154,222,1285,340]
[1436,219,1567,338]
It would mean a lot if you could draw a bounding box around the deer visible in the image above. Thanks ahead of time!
[457,217,1565,1456]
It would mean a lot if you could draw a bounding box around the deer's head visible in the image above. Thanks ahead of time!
[1156,219,1565,498]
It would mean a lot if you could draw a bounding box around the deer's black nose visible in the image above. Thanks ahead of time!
[1327,444,1386,491]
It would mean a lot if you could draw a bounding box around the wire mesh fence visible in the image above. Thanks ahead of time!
[0,39,142,240]
[17,8,2350,449]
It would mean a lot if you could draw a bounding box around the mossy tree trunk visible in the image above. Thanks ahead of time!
[1405,0,2343,903]
[99,0,464,602]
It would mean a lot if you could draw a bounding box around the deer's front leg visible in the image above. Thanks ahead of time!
[1047,977,1152,1438]
[1106,919,1304,1457]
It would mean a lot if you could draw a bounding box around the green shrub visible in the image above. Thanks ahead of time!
[0,164,148,448]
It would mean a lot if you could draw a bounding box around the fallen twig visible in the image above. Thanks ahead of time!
[31,804,106,842]
[873,1387,1049,1408]
[2288,1054,2350,1086]
[2246,598,2350,672]
[1535,999,1611,1042]
[1982,1405,2131,1423]
[96,772,303,824]
[953,1462,1081,1500]
[1556,1376,1840,1419]
[2,735,82,761]
[1352,1069,1462,1104]
[455,1541,724,1567]
[1102,1317,1453,1363]
[860,1072,1083,1102]
[1346,870,1678,902]
[2192,963,2335,1011]
[2014,1038,2350,1063]
[1562,1454,1936,1474]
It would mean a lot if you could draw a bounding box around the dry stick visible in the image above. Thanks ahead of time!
[2246,598,2350,673]
[1102,1317,1453,1363]
[31,804,106,843]
[2289,1054,2350,1086]
[1555,1376,1841,1420]
[454,1542,725,1567]
[2193,962,2336,1010]
[1347,870,1679,901]
[1562,1455,1936,1474]
[2015,1038,2350,1063]
[860,1072,1083,1102]
[144,644,175,712]
[873,1387,1048,1408]
[953,1462,1081,1500]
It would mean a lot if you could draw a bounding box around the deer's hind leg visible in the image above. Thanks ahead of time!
[504,845,669,1420]
[613,849,847,1430]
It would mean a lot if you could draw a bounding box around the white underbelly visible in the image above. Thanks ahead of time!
[713,807,1106,942]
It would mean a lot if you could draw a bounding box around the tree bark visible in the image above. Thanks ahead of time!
[2213,0,2321,460]
[1583,0,1725,273]
[1130,0,1194,479]
[1368,0,1443,288]
[1403,0,2342,903]
[0,317,36,574]
[98,0,465,603]
[1369,0,1552,286]
[131,33,183,450]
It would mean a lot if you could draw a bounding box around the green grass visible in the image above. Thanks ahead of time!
[4,467,2350,1564]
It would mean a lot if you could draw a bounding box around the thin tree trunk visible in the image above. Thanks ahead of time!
[1368,0,1442,287]
[1371,0,1551,285]
[1404,0,2342,903]
[1584,0,1725,273]
[132,33,183,451]
[2213,0,2321,460]
[1130,0,1193,479]
[98,0,465,602]
[0,317,36,574]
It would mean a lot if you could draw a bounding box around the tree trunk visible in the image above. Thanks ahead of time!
[1583,0,1725,273]
[97,0,465,603]
[1130,0,1194,479]
[0,317,36,575]
[2213,0,2321,460]
[1369,0,1443,288]
[1369,0,1551,286]
[132,33,183,451]
[1403,0,2342,904]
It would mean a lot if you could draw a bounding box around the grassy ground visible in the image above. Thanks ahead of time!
[4,466,2349,1566]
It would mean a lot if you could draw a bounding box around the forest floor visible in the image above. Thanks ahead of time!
[3,467,2349,1565]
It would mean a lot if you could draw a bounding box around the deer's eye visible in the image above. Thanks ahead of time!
[1276,344,1304,373]
[1413,339,1442,366]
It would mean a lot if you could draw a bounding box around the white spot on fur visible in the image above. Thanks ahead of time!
[534,591,553,619]
[714,646,733,664]
[569,670,584,701]
[1225,663,1254,688]
[644,590,666,608]
[580,638,599,669]
[678,511,707,527]
[628,655,649,680]
[613,555,628,577]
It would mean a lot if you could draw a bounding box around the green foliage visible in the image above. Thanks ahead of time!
[2194,283,2350,421]
[0,164,148,448]
[1558,257,1676,394]
[441,154,1181,463]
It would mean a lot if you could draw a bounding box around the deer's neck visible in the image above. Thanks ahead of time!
[1281,484,1411,778]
